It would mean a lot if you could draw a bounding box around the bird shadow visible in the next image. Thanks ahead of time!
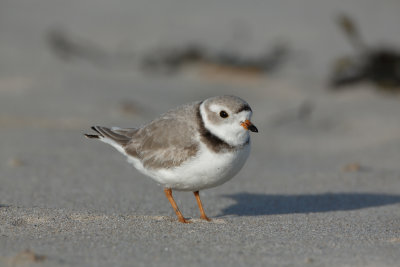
[220,192,400,216]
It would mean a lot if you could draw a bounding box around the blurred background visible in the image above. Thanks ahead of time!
[2,0,400,214]
[2,0,400,210]
[1,0,400,265]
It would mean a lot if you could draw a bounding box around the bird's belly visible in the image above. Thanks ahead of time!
[150,143,251,191]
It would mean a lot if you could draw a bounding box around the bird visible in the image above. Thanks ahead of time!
[85,95,258,223]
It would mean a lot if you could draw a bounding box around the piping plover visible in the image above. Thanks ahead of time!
[85,95,257,223]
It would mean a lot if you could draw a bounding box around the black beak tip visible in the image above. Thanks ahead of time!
[249,125,258,133]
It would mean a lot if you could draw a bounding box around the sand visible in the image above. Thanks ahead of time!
[1,1,400,266]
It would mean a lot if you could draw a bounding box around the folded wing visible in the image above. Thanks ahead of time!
[125,118,199,170]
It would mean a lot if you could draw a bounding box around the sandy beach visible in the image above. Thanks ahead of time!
[1,1,400,266]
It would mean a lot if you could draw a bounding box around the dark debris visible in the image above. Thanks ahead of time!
[330,14,400,91]
[46,28,290,77]
[141,42,290,75]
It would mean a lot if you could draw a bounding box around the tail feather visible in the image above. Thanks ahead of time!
[84,126,102,139]
[84,126,136,146]
[84,134,100,139]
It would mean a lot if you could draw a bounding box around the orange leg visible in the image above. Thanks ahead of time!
[193,191,211,221]
[164,188,190,223]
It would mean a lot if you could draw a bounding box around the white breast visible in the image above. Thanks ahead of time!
[100,131,251,191]
[143,142,251,191]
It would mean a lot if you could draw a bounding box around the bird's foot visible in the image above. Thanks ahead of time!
[200,215,212,222]
[178,217,191,223]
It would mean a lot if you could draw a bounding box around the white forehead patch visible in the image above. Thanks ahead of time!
[209,104,227,113]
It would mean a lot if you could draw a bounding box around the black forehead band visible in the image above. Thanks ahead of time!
[236,104,252,113]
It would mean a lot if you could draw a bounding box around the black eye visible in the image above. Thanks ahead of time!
[219,110,229,118]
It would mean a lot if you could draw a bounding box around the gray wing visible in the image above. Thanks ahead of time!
[125,102,201,169]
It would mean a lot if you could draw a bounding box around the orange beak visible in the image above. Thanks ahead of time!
[241,119,258,132]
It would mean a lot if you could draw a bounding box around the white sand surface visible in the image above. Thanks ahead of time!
[1,1,400,266]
